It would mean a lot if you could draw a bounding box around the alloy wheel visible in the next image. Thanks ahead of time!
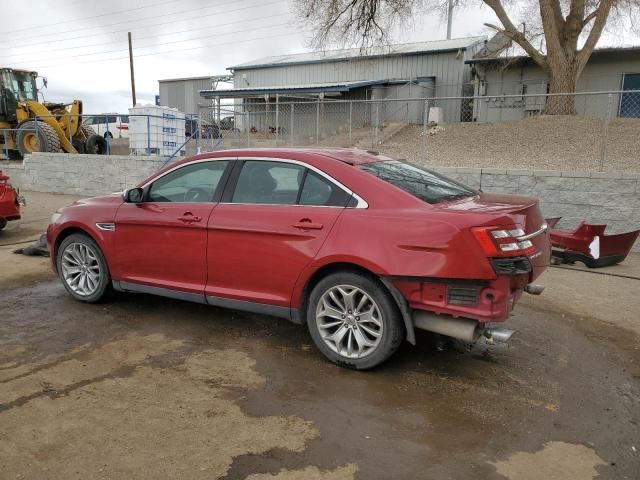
[61,242,102,297]
[315,285,383,359]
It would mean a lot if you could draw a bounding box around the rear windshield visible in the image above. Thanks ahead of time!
[359,160,477,204]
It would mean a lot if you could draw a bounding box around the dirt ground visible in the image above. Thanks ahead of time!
[1,192,638,479]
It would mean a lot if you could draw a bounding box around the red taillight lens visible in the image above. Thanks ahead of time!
[471,226,536,257]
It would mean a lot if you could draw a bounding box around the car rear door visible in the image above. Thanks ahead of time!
[205,159,351,307]
[113,159,232,297]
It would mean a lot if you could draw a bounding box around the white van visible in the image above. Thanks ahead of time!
[83,114,130,139]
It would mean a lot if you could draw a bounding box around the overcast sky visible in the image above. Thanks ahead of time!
[2,0,638,113]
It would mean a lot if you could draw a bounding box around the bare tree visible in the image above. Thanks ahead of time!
[296,0,638,113]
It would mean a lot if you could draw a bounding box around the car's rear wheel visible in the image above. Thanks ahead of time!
[57,233,111,303]
[307,271,404,370]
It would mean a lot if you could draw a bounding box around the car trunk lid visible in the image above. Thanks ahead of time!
[437,192,551,278]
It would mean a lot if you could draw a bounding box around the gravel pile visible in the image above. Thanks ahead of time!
[379,115,640,172]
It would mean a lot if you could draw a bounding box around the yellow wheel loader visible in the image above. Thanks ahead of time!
[0,68,108,159]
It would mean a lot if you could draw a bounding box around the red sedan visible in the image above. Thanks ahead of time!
[47,149,550,369]
[0,170,21,231]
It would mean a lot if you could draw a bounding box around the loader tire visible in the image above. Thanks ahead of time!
[16,121,61,155]
[86,134,108,155]
[71,137,86,154]
[78,124,96,140]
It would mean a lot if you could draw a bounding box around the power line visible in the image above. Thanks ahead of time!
[19,31,298,70]
[7,22,291,66]
[0,0,180,37]
[3,0,287,45]
[0,11,287,61]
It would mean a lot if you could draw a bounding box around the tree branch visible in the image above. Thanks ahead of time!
[483,0,549,70]
[576,0,615,73]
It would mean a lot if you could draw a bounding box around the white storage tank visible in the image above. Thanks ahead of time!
[128,104,186,156]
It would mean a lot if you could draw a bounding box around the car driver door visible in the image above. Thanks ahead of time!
[113,159,232,297]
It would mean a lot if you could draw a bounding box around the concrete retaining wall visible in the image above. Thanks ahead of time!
[435,167,640,251]
[1,153,638,251]
[1,153,167,196]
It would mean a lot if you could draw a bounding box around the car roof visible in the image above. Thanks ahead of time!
[181,147,393,166]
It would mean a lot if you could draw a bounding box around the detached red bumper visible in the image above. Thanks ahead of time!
[0,170,21,228]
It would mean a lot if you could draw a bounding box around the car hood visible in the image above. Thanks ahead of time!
[71,192,124,207]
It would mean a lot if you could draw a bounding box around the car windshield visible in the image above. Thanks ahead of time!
[359,160,477,204]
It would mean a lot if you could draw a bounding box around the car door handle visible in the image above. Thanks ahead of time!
[292,219,324,230]
[178,213,202,223]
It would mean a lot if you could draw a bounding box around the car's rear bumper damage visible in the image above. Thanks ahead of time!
[387,265,544,344]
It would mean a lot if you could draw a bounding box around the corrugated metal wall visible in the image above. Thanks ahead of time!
[159,78,213,114]
[473,51,640,122]
[233,51,471,123]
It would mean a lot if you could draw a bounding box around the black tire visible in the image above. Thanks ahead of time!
[0,218,6,230]
[307,271,404,370]
[78,124,96,140]
[104,131,113,139]
[56,233,112,303]
[71,137,86,154]
[86,134,108,154]
[15,120,61,155]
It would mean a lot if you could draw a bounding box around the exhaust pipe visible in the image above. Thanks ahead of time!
[525,284,545,295]
[413,311,516,344]
[413,311,481,343]
[484,328,515,343]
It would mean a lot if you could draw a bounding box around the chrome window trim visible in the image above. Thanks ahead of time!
[229,156,368,209]
[138,157,236,190]
[137,155,368,209]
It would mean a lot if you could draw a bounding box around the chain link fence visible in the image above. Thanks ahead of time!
[2,89,638,173]
[186,89,638,173]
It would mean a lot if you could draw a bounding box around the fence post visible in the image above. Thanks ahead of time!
[316,97,320,144]
[349,101,353,145]
[275,94,280,145]
[196,114,201,153]
[290,103,294,146]
[2,130,8,159]
[247,108,251,148]
[422,99,430,159]
[374,102,379,147]
[146,115,150,155]
[598,93,614,172]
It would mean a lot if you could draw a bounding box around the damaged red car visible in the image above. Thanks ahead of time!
[47,149,551,369]
[0,170,21,231]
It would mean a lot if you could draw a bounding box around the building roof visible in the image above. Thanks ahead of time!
[466,45,640,65]
[229,36,486,71]
[200,79,394,98]
[159,75,213,83]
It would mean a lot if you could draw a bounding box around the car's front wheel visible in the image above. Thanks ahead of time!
[307,271,404,370]
[57,233,111,303]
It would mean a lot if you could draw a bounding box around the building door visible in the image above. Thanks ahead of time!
[619,73,640,118]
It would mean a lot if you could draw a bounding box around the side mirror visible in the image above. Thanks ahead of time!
[123,187,144,204]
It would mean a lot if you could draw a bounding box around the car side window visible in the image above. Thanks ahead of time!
[232,161,304,205]
[299,170,351,207]
[147,161,229,203]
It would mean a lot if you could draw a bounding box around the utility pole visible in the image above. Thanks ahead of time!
[446,0,455,40]
[128,32,137,106]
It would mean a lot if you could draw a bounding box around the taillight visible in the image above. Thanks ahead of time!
[471,226,536,257]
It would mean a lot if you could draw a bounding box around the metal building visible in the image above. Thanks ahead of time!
[200,36,486,126]
[467,46,640,121]
[158,76,215,114]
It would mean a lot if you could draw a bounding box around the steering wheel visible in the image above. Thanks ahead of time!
[184,187,211,203]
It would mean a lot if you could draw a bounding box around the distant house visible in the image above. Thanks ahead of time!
[199,36,487,128]
[466,46,640,121]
